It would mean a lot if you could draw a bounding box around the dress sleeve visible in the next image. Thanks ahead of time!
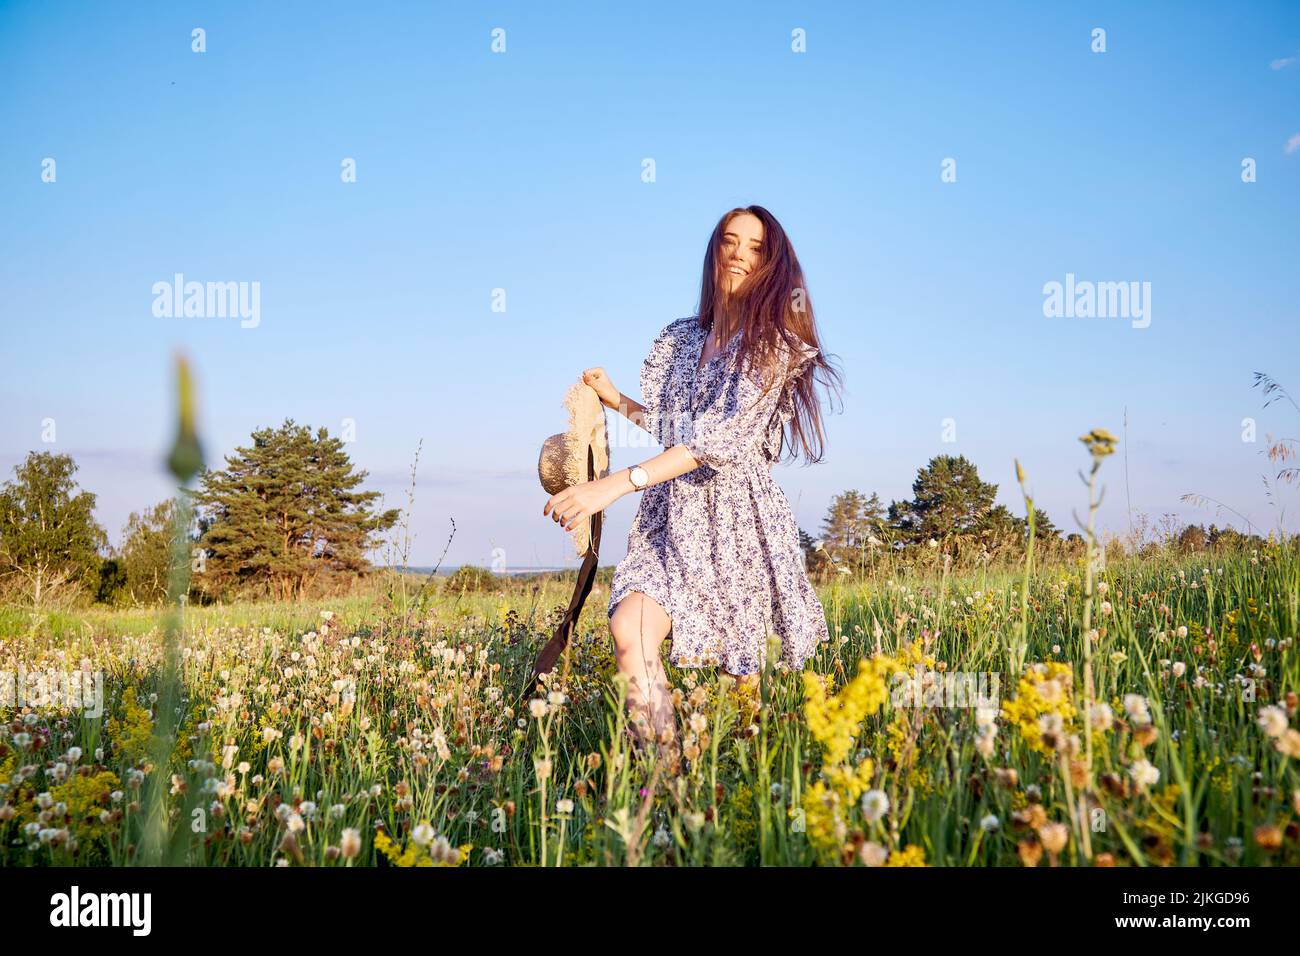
[638,317,687,446]
[684,338,817,471]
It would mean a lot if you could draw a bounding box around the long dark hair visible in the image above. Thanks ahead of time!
[695,204,841,465]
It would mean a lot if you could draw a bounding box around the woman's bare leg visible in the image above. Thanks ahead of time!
[609,592,675,742]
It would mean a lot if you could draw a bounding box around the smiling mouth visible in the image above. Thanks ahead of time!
[727,266,747,276]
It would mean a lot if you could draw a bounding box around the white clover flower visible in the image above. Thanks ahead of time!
[979,814,1000,832]
[555,798,574,814]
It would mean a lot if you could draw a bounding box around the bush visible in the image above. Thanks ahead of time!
[442,565,501,594]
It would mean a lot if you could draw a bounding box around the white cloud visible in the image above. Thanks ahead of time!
[1286,133,1300,155]
[1271,51,1298,70]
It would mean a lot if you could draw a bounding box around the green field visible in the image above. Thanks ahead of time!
[2,541,1298,868]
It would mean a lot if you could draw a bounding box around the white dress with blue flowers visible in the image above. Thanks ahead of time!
[607,315,830,674]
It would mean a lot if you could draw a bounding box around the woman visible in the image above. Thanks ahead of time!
[542,205,840,747]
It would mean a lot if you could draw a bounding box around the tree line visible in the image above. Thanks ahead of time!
[0,439,1279,607]
[803,453,1275,579]
[0,420,397,608]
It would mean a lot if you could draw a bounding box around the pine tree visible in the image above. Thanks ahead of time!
[888,455,999,544]
[194,420,400,600]
[0,452,107,605]
[820,490,886,569]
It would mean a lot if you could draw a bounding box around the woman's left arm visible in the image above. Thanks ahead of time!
[544,342,816,532]
[542,445,701,532]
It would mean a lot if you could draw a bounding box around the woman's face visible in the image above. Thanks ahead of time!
[719,212,764,296]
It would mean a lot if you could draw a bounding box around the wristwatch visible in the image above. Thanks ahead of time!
[628,465,650,491]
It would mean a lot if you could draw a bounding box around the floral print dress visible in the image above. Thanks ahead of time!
[607,315,831,674]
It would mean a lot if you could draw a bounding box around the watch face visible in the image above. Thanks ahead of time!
[631,466,648,488]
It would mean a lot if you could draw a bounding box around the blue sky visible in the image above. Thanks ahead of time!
[2,1,1298,570]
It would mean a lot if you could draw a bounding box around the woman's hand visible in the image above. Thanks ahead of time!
[543,474,627,532]
[582,367,621,409]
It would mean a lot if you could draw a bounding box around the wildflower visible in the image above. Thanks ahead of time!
[1079,427,1118,458]
[884,844,928,867]
[1133,723,1160,747]
[1017,840,1043,867]
[1038,823,1069,854]
[1129,759,1160,790]
[1253,824,1283,851]
[534,757,552,780]
[1176,625,1188,639]
[980,814,999,832]
[859,841,888,866]
[1038,713,1064,738]
[1123,694,1151,724]
[652,826,671,849]
[483,847,504,865]
[555,799,574,814]
[411,822,435,847]
[1171,661,1186,678]
[1089,702,1114,732]
[528,698,549,719]
[860,789,889,823]
[1276,730,1300,759]
[1257,705,1289,738]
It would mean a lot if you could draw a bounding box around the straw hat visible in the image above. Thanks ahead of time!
[538,380,610,556]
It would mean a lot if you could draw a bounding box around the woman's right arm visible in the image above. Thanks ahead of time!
[582,368,654,434]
